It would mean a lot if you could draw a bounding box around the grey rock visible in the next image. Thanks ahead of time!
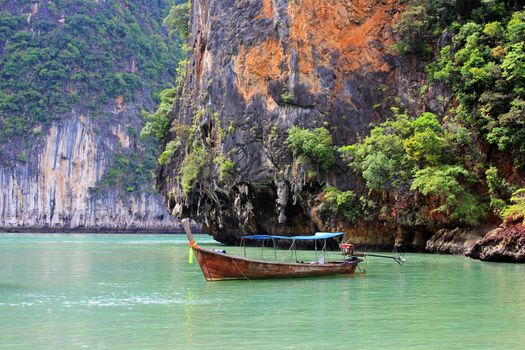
[158,0,446,245]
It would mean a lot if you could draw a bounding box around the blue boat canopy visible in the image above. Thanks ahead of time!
[241,232,344,241]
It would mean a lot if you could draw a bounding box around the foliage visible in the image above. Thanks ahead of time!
[15,152,27,163]
[394,0,522,59]
[340,109,487,225]
[320,187,359,223]
[285,126,335,171]
[158,140,180,165]
[0,0,190,192]
[485,166,514,215]
[175,54,190,93]
[339,110,416,191]
[404,112,451,166]
[215,153,235,181]
[393,4,433,58]
[0,0,182,157]
[380,0,525,226]
[280,84,295,104]
[411,165,485,225]
[163,1,190,39]
[428,8,525,167]
[92,147,157,195]
[141,88,177,141]
[502,188,525,220]
[180,146,208,195]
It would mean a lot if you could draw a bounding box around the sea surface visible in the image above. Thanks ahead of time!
[0,233,524,350]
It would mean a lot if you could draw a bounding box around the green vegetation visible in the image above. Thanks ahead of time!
[393,4,434,59]
[141,88,178,141]
[153,101,220,197]
[429,9,525,168]
[0,0,192,195]
[158,140,180,165]
[280,84,295,104]
[146,1,192,169]
[0,0,182,159]
[503,188,525,220]
[319,187,359,223]
[369,0,525,226]
[396,1,525,168]
[163,1,191,39]
[92,148,157,196]
[394,1,522,59]
[180,145,208,195]
[411,165,485,225]
[485,166,514,215]
[340,110,486,225]
[339,110,414,191]
[285,126,335,171]
[215,153,235,181]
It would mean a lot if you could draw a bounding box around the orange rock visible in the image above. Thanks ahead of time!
[235,38,286,101]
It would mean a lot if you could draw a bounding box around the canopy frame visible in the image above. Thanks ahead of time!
[240,232,344,263]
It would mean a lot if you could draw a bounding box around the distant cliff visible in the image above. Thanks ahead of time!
[0,113,179,232]
[0,0,182,232]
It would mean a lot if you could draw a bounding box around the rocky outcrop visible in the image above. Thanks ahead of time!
[467,217,525,262]
[158,0,441,246]
[426,227,491,255]
[1,112,179,232]
[425,218,525,262]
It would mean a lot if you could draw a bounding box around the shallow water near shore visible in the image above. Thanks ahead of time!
[1,233,524,349]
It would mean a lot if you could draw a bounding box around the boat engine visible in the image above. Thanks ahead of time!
[339,243,355,257]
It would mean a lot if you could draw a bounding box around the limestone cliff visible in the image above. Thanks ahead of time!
[158,0,443,247]
[0,0,182,232]
[1,112,178,232]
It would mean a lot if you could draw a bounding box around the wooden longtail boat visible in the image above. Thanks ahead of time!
[182,219,364,281]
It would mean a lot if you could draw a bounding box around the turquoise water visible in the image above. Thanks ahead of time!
[1,234,524,350]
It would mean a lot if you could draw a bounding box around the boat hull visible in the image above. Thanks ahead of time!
[192,246,362,281]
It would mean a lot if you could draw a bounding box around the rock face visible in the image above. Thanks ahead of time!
[158,0,438,246]
[467,220,525,262]
[426,227,490,255]
[426,219,525,262]
[0,0,181,232]
[1,112,179,232]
